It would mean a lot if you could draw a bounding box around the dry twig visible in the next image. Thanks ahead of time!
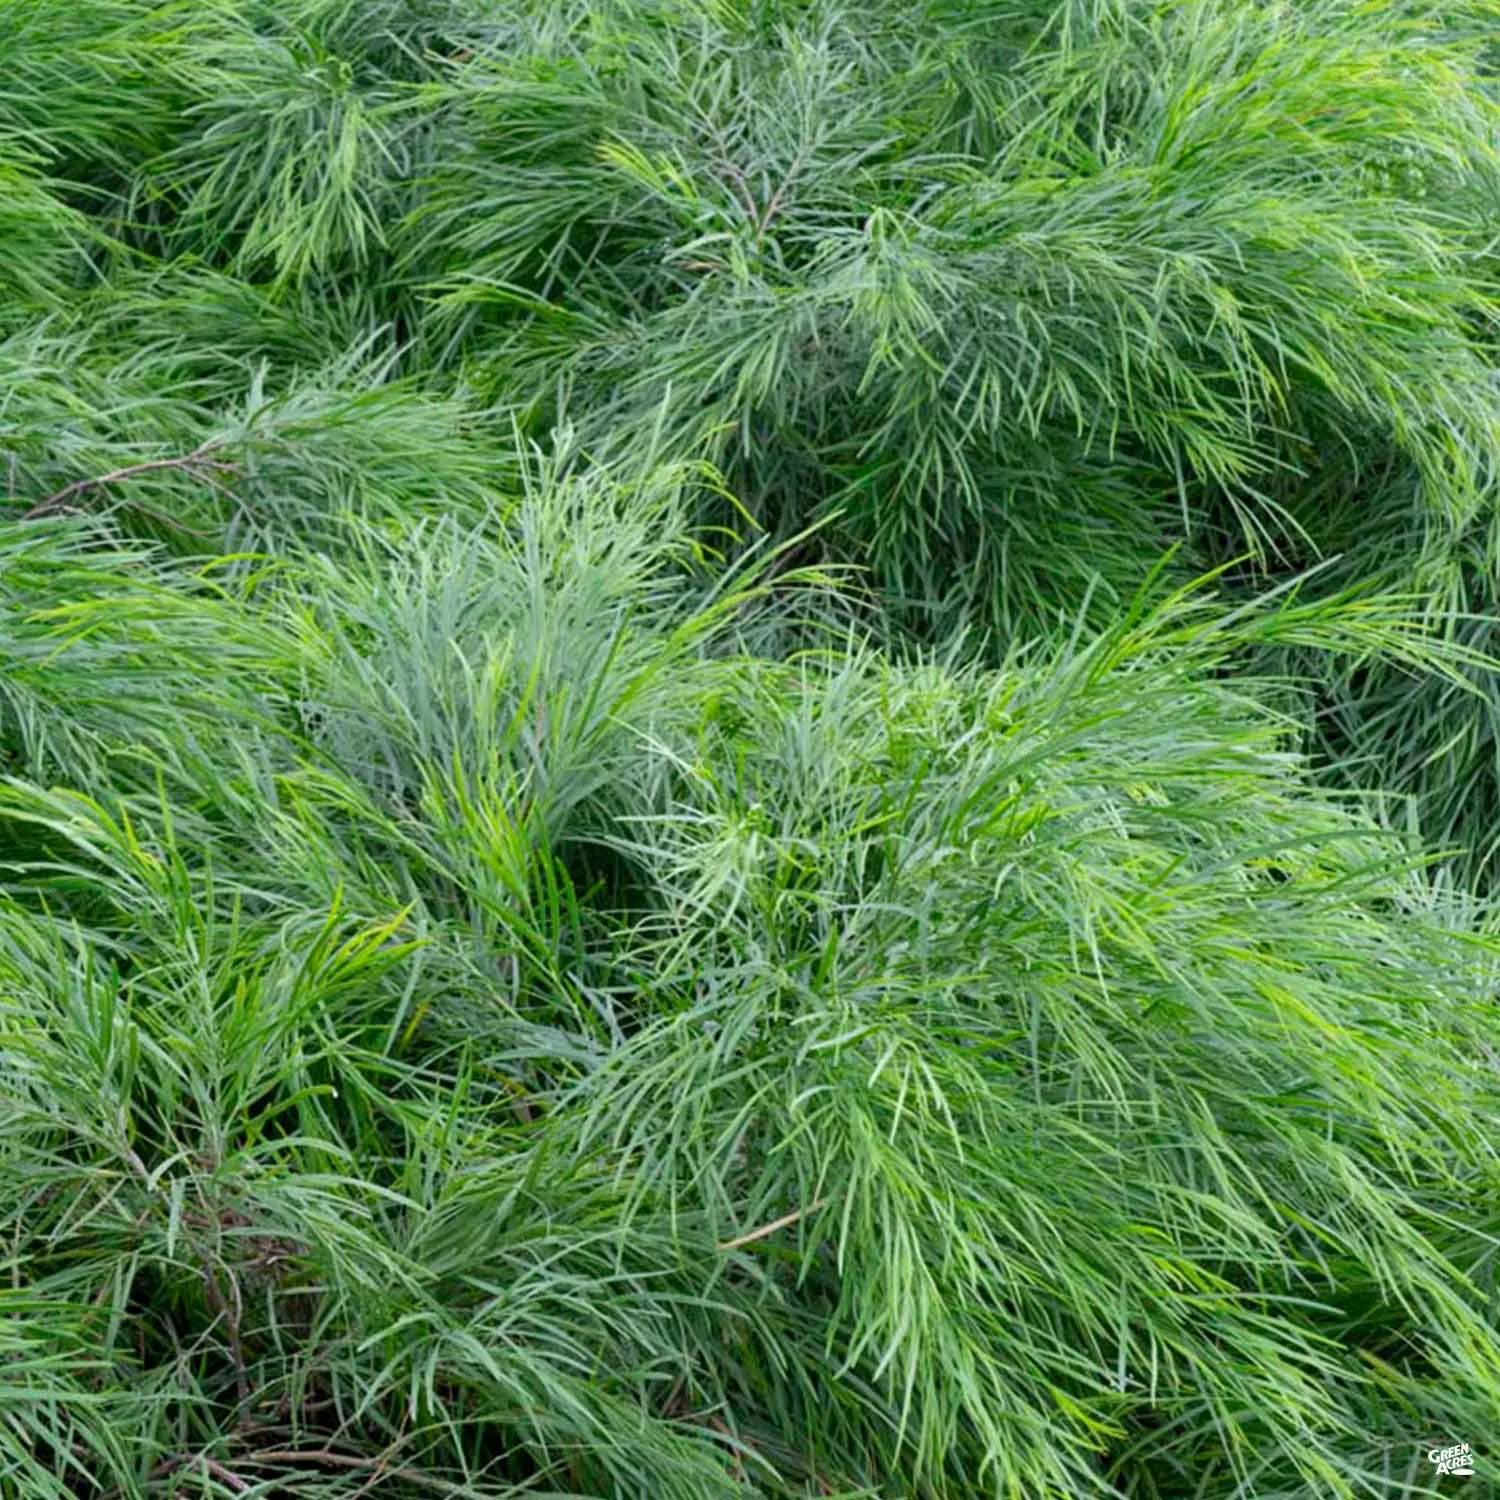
[24,440,237,527]
[717,1199,826,1251]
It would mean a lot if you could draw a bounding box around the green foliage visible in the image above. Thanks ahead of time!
[3,495,1499,1498]
[407,0,1500,623]
[2,2,1500,1497]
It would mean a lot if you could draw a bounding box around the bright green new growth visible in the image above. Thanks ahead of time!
[2,1,1499,1497]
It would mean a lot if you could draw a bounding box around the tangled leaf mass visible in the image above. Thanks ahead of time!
[2,2,1499,1496]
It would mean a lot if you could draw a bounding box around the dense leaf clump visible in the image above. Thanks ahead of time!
[1,1,1499,1497]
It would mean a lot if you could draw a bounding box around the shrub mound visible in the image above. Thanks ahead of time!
[2,2,1499,1497]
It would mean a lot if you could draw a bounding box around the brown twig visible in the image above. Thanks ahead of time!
[150,1455,249,1493]
[201,1458,251,1494]
[24,440,238,522]
[245,1449,472,1497]
[755,146,809,241]
[706,1414,749,1483]
[201,1266,250,1428]
[719,159,761,228]
[347,1454,395,1500]
[249,1449,393,1472]
[717,1199,826,1251]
